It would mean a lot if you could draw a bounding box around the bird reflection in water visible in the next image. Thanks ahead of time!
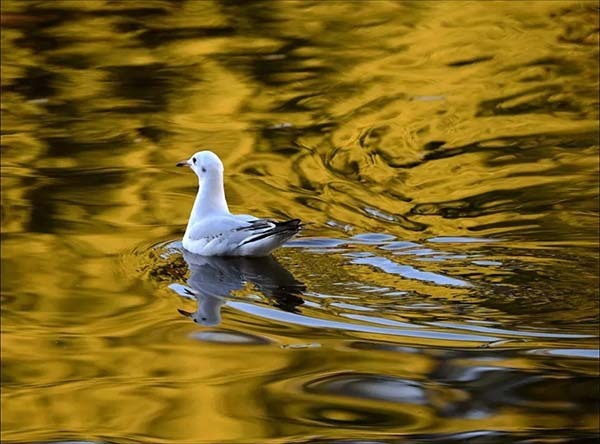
[173,249,305,326]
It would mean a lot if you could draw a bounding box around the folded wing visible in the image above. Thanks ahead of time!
[184,216,301,256]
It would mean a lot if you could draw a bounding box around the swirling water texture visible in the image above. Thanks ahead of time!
[1,1,598,443]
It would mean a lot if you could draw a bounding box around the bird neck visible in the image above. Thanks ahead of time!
[189,173,230,222]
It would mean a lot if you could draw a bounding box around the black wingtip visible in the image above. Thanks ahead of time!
[277,218,302,232]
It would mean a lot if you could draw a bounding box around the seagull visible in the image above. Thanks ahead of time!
[176,151,301,256]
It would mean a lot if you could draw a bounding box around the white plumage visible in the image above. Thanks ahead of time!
[177,151,301,256]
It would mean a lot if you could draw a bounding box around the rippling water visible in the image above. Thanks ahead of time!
[2,1,599,443]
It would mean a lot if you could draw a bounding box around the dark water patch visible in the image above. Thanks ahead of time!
[428,237,499,243]
[139,25,237,47]
[447,55,494,67]
[104,64,181,111]
[476,84,581,117]
[5,66,59,100]
[412,130,599,167]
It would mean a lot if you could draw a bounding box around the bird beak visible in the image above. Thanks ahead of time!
[176,160,190,167]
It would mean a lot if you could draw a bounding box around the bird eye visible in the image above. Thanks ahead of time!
[192,157,197,164]
[201,167,206,173]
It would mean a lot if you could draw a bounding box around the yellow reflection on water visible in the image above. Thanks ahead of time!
[1,0,598,442]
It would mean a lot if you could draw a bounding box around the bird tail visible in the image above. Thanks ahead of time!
[275,218,302,234]
[270,219,302,240]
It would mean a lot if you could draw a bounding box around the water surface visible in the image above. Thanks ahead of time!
[1,1,599,443]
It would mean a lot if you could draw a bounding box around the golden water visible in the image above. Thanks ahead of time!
[1,1,599,443]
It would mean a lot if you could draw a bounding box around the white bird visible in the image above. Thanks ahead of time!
[176,150,301,256]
